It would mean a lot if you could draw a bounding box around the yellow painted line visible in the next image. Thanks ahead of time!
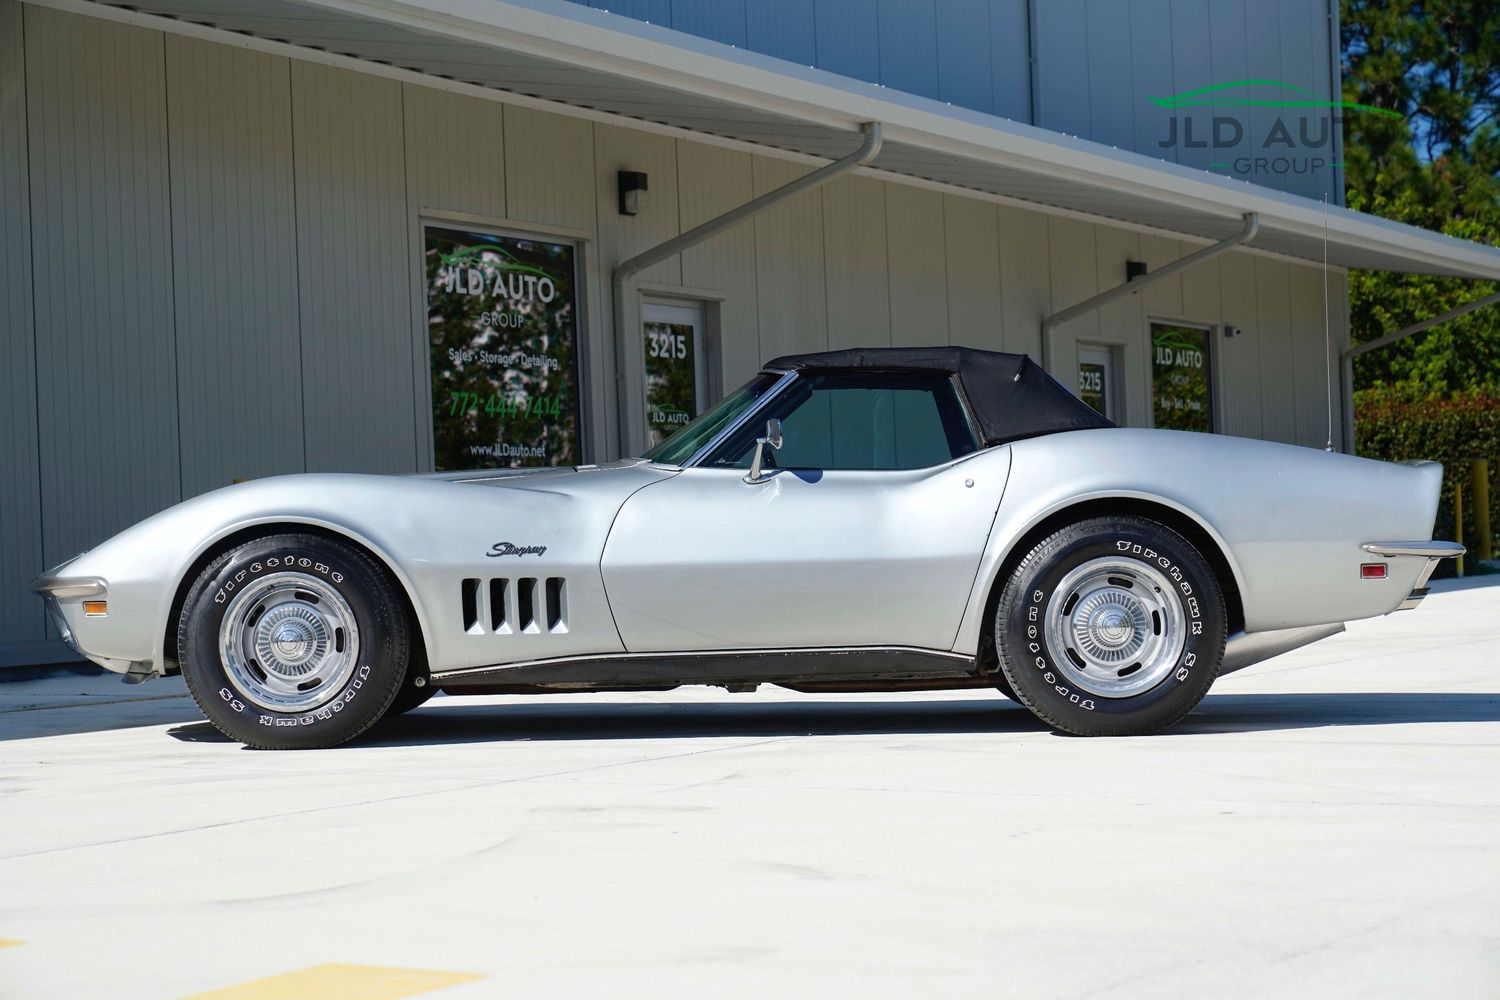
[182,963,485,1000]
[0,940,23,949]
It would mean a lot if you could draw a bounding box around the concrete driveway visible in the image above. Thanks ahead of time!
[2,578,1498,999]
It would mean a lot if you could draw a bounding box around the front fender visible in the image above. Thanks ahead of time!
[37,465,672,676]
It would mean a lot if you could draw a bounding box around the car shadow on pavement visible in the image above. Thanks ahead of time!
[164,691,1500,747]
[1173,691,1500,735]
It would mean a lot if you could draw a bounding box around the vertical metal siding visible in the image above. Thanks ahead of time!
[1094,228,1150,429]
[1204,0,1255,182]
[1045,217,1101,345]
[813,0,882,83]
[1215,252,1263,439]
[1253,257,1298,443]
[822,175,891,350]
[996,204,1049,358]
[876,0,940,100]
[504,106,597,234]
[1239,0,1284,190]
[25,7,181,572]
[1084,1,1135,151]
[884,185,949,346]
[1138,235,1187,322]
[1289,263,1334,448]
[0,0,44,646]
[1278,0,1334,202]
[594,124,680,288]
[752,156,828,358]
[746,0,816,65]
[676,140,760,385]
[403,85,507,223]
[1167,0,1215,175]
[166,36,303,497]
[671,0,748,48]
[1031,1,1091,138]
[941,194,1002,349]
[1129,0,1177,162]
[937,0,994,113]
[989,0,1032,122]
[290,62,415,473]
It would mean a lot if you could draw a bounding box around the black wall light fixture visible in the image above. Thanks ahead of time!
[618,171,648,216]
[1125,260,1149,281]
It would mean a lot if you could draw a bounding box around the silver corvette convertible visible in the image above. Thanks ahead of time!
[35,347,1460,748]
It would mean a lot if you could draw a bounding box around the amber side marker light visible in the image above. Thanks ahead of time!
[1360,563,1388,580]
[82,600,108,617]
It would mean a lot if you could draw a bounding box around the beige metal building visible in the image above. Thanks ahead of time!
[3,0,1500,667]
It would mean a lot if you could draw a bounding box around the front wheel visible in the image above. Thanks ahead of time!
[994,515,1226,736]
[177,533,409,749]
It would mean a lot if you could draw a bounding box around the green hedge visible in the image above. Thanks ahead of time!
[1355,385,1500,569]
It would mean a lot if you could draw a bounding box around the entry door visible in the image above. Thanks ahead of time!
[1077,345,1118,422]
[641,301,709,449]
[601,371,1011,652]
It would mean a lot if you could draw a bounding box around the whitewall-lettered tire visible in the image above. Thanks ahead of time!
[177,533,409,749]
[994,515,1226,736]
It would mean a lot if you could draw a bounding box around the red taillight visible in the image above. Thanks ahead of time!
[1361,563,1388,580]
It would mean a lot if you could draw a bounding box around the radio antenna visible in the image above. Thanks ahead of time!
[1322,191,1335,452]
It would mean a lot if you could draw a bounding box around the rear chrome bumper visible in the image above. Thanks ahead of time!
[1362,540,1465,610]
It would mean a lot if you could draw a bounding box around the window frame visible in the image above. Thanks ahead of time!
[690,368,982,472]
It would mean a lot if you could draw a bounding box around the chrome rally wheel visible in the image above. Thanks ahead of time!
[218,572,361,714]
[1044,557,1185,700]
[994,515,1226,737]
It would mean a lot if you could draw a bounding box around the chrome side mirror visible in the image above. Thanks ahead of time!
[744,418,783,484]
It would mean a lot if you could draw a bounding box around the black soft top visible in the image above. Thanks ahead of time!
[764,346,1114,447]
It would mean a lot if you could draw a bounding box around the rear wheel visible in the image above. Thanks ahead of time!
[994,515,1226,736]
[177,533,409,749]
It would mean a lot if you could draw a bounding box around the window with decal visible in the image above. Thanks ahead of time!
[424,224,582,469]
[1151,322,1214,433]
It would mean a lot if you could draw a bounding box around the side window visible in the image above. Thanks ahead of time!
[705,372,977,471]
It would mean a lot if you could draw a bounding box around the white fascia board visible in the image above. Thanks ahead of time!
[302,0,1500,280]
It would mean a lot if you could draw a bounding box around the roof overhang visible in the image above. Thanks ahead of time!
[56,0,1500,280]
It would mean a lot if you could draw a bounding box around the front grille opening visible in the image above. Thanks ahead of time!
[461,578,481,634]
[489,578,511,634]
[545,577,567,632]
[518,577,539,633]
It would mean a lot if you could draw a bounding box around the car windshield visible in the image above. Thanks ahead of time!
[641,372,782,466]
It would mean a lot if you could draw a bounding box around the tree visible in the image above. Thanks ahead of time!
[1341,0,1500,393]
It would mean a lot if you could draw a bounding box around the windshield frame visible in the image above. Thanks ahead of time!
[640,369,796,468]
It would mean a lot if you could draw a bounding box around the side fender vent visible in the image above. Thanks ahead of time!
[546,577,567,633]
[462,576,568,635]
[460,578,482,635]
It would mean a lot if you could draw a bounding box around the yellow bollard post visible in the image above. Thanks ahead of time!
[1474,459,1492,563]
[1454,480,1465,577]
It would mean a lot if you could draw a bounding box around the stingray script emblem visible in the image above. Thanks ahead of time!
[487,542,547,558]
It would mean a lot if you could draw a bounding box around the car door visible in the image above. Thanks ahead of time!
[601,371,1012,652]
